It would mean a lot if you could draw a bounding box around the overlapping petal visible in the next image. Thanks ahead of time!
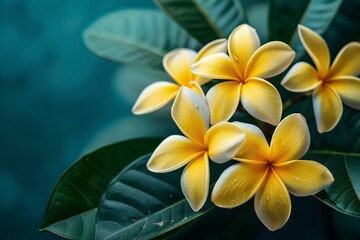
[241,78,282,126]
[281,62,322,92]
[193,39,228,85]
[327,42,360,78]
[212,163,268,208]
[228,24,260,77]
[181,153,209,212]
[245,41,295,79]
[191,53,240,81]
[327,76,360,110]
[233,122,269,161]
[194,38,228,63]
[163,49,196,86]
[189,81,205,98]
[204,122,246,164]
[206,81,242,125]
[313,85,343,133]
[298,25,330,78]
[270,114,310,163]
[172,87,209,146]
[132,81,180,114]
[274,160,334,196]
[147,135,205,173]
[254,170,291,231]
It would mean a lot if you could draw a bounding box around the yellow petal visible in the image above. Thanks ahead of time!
[232,122,270,161]
[297,25,330,78]
[194,38,228,63]
[241,78,282,126]
[172,87,209,146]
[245,41,295,79]
[327,76,360,110]
[228,24,260,77]
[270,114,310,163]
[254,169,291,231]
[193,38,228,85]
[274,160,334,196]
[313,85,343,133]
[163,48,196,86]
[328,42,360,78]
[206,81,242,125]
[147,135,205,173]
[189,81,205,98]
[181,153,209,212]
[212,163,268,208]
[191,53,240,81]
[281,62,322,92]
[205,122,246,164]
[132,81,180,115]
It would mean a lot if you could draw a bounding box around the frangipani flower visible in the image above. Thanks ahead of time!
[147,87,246,211]
[191,24,295,125]
[132,39,227,114]
[282,25,360,133]
[211,114,334,231]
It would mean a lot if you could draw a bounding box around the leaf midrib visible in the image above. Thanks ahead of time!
[85,29,166,58]
[191,0,224,38]
[308,150,360,157]
[100,187,216,240]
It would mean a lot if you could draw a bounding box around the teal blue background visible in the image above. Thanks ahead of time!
[0,1,156,239]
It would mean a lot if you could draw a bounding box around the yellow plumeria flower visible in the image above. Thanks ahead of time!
[282,25,360,133]
[211,114,334,231]
[132,39,227,114]
[191,24,295,125]
[147,87,246,211]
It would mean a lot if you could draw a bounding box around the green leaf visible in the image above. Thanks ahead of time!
[155,0,246,44]
[43,209,97,240]
[96,154,217,240]
[304,109,360,217]
[269,0,343,58]
[323,0,360,54]
[269,0,309,42]
[40,138,163,239]
[290,0,343,59]
[83,9,200,69]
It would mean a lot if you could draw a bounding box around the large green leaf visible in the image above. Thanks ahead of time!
[269,0,343,58]
[304,109,360,217]
[290,0,343,59]
[83,9,200,70]
[269,0,309,42]
[324,0,360,54]
[155,0,246,44]
[96,154,221,240]
[40,138,162,239]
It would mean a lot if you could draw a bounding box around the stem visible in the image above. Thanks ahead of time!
[283,92,312,111]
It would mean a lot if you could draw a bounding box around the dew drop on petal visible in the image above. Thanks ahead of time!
[265,194,271,201]
[194,103,198,109]
[233,179,237,183]
[233,54,239,61]
[295,177,301,181]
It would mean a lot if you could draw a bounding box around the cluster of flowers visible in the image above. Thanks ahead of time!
[132,24,360,230]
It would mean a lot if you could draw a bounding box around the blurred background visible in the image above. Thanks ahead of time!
[0,1,161,239]
[0,0,359,239]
